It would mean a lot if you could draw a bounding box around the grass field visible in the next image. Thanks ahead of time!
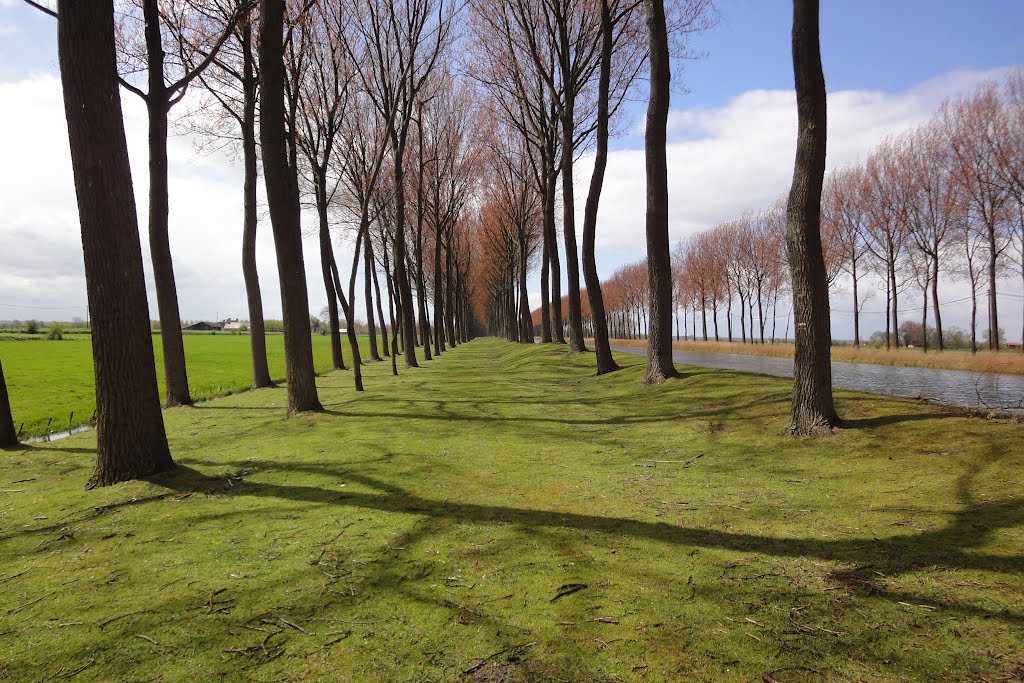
[0,334,378,438]
[608,337,1024,376]
[1,340,1021,681]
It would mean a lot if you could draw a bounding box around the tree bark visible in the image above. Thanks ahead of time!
[643,0,677,384]
[559,108,587,352]
[545,154,566,344]
[851,258,859,347]
[0,359,17,447]
[58,0,173,485]
[363,237,382,361]
[258,0,321,414]
[240,24,273,389]
[369,239,390,357]
[784,0,838,434]
[317,178,345,371]
[987,233,1000,350]
[445,234,458,348]
[392,136,419,368]
[333,238,364,392]
[931,255,943,350]
[433,207,446,356]
[581,0,620,375]
[144,0,191,407]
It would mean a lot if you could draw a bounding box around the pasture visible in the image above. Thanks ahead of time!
[0,333,376,438]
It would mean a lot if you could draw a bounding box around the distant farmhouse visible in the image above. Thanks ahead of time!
[182,318,246,332]
[182,321,222,331]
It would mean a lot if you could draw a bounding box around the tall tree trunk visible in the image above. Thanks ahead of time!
[969,273,977,353]
[383,258,400,376]
[445,236,457,347]
[884,273,891,349]
[931,254,943,350]
[757,287,765,344]
[144,0,191,407]
[987,231,1000,350]
[363,234,382,361]
[784,0,838,434]
[921,282,929,353]
[559,109,587,352]
[518,239,534,343]
[369,239,390,357]
[890,256,900,348]
[334,236,364,392]
[851,258,860,347]
[415,119,432,360]
[433,205,446,355]
[580,0,620,374]
[240,28,273,388]
[539,220,552,342]
[545,159,566,344]
[392,137,419,367]
[0,359,17,447]
[317,179,344,371]
[58,0,173,485]
[258,0,321,414]
[643,0,677,384]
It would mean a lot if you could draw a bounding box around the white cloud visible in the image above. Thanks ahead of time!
[0,66,1019,342]
[0,73,327,325]
[576,66,1023,341]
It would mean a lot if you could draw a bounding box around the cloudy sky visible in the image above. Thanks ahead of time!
[0,0,1022,341]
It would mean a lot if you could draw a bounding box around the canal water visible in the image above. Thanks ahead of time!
[610,345,1024,413]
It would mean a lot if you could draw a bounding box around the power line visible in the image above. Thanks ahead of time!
[0,302,87,311]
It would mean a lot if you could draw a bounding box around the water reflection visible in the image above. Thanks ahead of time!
[611,345,1024,413]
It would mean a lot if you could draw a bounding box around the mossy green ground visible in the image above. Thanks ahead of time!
[1,339,1022,682]
[0,334,375,438]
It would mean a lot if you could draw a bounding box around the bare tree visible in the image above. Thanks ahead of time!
[783,0,838,434]
[259,0,321,413]
[943,86,1014,351]
[57,0,174,484]
[642,0,676,383]
[343,0,456,368]
[176,3,275,388]
[821,166,869,346]
[109,0,247,406]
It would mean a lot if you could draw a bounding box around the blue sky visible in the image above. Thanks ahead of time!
[0,0,1022,340]
[691,0,1024,102]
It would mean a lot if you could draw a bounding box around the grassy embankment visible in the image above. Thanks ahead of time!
[1,339,1021,682]
[0,334,375,438]
[608,337,1024,376]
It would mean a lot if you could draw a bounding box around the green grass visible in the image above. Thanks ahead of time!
[1,339,1022,682]
[0,334,378,438]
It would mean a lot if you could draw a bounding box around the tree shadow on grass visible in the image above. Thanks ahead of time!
[149,464,1024,627]
[840,411,966,429]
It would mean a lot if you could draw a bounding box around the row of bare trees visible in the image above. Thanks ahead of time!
[17,0,926,473]
[600,69,1024,356]
[822,70,1024,352]
[475,0,836,432]
[32,0,485,484]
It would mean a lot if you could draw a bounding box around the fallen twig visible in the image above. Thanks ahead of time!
[550,583,588,602]
[463,641,537,675]
[97,609,155,630]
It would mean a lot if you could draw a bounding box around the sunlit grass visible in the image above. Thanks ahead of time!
[1,339,1021,681]
[0,334,377,437]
